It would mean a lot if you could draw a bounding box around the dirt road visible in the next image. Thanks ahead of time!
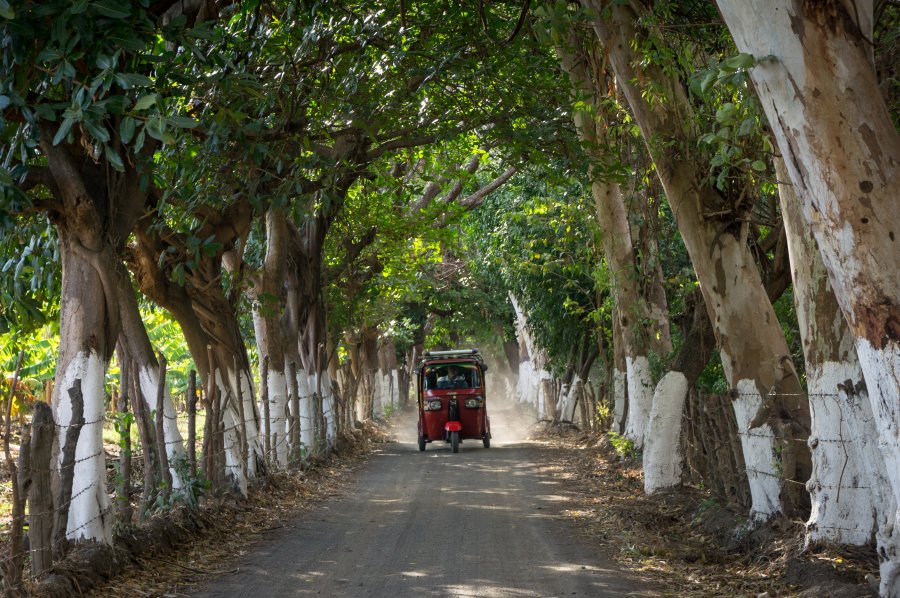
[192,398,658,597]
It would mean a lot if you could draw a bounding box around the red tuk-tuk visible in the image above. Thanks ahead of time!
[416,349,490,453]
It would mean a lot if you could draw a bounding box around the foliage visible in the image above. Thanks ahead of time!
[607,431,639,460]
[464,168,606,372]
[0,214,59,335]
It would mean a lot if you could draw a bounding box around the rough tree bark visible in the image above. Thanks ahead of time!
[39,124,151,546]
[252,209,293,468]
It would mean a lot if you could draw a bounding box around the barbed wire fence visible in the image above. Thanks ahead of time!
[682,388,884,536]
[0,358,357,596]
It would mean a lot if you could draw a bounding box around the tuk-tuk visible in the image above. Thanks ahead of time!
[415,349,490,453]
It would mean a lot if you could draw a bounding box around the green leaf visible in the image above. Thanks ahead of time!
[133,93,158,110]
[751,160,767,172]
[83,120,111,143]
[166,115,198,129]
[104,146,125,171]
[144,117,164,141]
[0,0,13,19]
[724,53,756,70]
[52,117,76,146]
[699,70,717,94]
[115,73,153,88]
[92,0,131,19]
[119,116,136,144]
[36,49,63,63]
[0,95,9,110]
[715,103,737,125]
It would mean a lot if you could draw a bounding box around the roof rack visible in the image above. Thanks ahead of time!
[423,349,480,358]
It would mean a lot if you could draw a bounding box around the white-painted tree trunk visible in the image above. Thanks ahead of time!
[319,370,336,445]
[264,367,290,468]
[624,355,653,449]
[252,307,286,469]
[296,370,314,453]
[778,156,891,549]
[643,372,688,493]
[612,367,627,435]
[136,365,187,489]
[510,293,554,416]
[806,362,887,545]
[389,369,399,410]
[517,360,537,406]
[372,369,384,418]
[55,350,112,543]
[732,380,781,522]
[560,376,582,423]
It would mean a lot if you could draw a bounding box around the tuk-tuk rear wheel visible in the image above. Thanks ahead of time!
[483,435,490,449]
[418,435,426,451]
[450,431,460,453]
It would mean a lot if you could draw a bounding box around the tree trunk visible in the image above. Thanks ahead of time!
[716,3,900,590]
[555,28,672,447]
[115,261,185,490]
[778,158,892,549]
[510,294,553,418]
[252,209,292,468]
[51,243,113,546]
[38,119,152,549]
[581,0,810,519]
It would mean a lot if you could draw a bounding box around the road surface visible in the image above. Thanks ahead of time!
[192,397,658,597]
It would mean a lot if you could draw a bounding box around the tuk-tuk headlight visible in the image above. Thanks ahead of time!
[424,399,443,411]
[464,397,483,409]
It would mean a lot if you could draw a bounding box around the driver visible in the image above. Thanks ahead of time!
[439,365,467,388]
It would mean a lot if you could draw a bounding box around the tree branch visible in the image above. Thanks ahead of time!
[458,167,517,208]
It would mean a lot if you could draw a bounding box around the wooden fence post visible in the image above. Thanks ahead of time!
[28,401,54,577]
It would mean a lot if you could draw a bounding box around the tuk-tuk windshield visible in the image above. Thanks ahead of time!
[424,363,481,390]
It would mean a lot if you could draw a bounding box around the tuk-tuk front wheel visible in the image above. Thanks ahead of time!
[450,431,460,453]
[483,435,490,449]
[418,434,426,452]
